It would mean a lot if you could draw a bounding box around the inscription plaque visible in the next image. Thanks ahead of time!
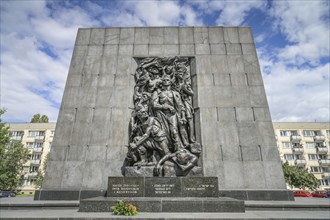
[107,177,144,197]
[145,177,181,197]
[107,177,219,197]
[182,177,218,197]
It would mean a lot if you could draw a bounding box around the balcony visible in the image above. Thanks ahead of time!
[319,159,330,166]
[314,135,325,142]
[290,135,302,143]
[295,159,306,167]
[292,147,304,154]
[317,147,328,154]
[33,148,43,153]
[34,136,45,141]
[30,160,41,165]
[28,172,38,177]
[11,136,23,141]
[323,172,330,180]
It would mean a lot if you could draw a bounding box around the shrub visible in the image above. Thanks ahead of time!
[111,200,137,216]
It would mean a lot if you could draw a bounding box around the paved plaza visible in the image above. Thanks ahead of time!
[1,197,329,219]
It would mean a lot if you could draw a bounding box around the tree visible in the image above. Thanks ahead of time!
[0,109,30,191]
[30,113,49,123]
[34,153,49,188]
[282,162,320,190]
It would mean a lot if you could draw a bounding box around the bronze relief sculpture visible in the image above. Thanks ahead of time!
[125,57,201,177]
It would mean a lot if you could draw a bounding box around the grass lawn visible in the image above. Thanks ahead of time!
[16,193,34,197]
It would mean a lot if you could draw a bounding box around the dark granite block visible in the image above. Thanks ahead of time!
[145,177,182,197]
[182,177,218,197]
[34,190,40,200]
[219,190,248,200]
[131,198,162,212]
[247,190,293,201]
[203,199,245,212]
[39,190,80,200]
[80,190,106,199]
[218,190,294,201]
[79,199,115,212]
[107,177,144,197]
[162,199,203,212]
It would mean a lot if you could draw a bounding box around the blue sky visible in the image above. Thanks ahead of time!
[1,0,329,122]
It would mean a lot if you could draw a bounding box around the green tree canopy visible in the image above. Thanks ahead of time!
[0,109,30,191]
[30,114,49,123]
[34,153,49,188]
[282,162,320,190]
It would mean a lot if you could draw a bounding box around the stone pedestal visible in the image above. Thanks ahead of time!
[79,196,244,213]
[79,176,245,213]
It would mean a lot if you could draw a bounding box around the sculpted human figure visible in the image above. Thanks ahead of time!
[152,75,185,151]
[172,65,196,143]
[128,108,170,167]
[153,149,198,176]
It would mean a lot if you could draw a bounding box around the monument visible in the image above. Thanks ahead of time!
[35,27,293,206]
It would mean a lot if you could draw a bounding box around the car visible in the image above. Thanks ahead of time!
[293,190,312,197]
[0,191,16,198]
[311,190,328,198]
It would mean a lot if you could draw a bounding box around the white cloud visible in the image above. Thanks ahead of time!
[262,62,330,122]
[209,0,266,26]
[0,0,100,122]
[269,0,329,65]
[1,0,329,123]
[180,5,203,26]
[257,0,330,122]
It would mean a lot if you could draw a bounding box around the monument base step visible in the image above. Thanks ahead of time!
[79,196,245,213]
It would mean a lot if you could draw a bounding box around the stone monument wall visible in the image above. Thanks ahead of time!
[41,26,287,200]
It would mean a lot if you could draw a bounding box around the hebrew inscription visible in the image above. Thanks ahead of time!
[124,57,202,177]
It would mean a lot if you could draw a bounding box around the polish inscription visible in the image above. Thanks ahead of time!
[107,177,144,197]
[111,183,140,194]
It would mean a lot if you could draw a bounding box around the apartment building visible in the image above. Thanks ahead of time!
[273,122,330,190]
[8,122,56,194]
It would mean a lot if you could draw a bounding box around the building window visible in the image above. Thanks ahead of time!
[23,179,35,186]
[9,131,24,137]
[280,130,296,136]
[320,179,329,186]
[305,142,316,149]
[30,166,38,173]
[326,130,330,137]
[303,130,316,137]
[319,155,328,160]
[50,130,55,136]
[323,167,330,173]
[49,142,52,149]
[310,167,322,173]
[28,131,45,137]
[316,143,326,148]
[282,142,292,148]
[308,154,319,160]
[284,154,295,160]
[31,154,41,160]
[34,142,43,148]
